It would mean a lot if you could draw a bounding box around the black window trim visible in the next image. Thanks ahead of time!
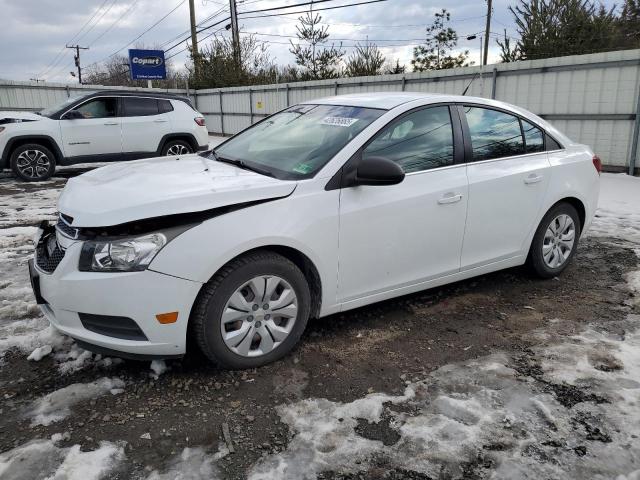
[455,102,565,164]
[325,102,465,190]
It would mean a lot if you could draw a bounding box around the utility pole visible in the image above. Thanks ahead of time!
[66,45,88,84]
[229,0,240,66]
[188,0,199,76]
[483,0,492,66]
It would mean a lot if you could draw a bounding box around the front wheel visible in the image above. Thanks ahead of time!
[528,202,581,279]
[192,251,311,369]
[161,139,193,156]
[10,144,56,181]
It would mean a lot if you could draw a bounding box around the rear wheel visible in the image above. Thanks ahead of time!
[528,202,581,278]
[10,144,56,181]
[161,139,193,156]
[192,251,311,369]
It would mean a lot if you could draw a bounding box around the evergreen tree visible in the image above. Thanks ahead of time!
[344,42,386,77]
[412,9,470,71]
[289,8,345,79]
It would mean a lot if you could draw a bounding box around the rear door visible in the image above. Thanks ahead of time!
[459,105,551,269]
[59,97,122,158]
[337,105,469,303]
[120,97,172,155]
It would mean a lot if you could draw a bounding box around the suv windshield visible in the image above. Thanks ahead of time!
[39,96,83,118]
[213,104,385,179]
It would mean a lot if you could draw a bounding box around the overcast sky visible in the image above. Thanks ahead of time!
[0,0,620,83]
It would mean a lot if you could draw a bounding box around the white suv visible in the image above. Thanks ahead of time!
[30,93,600,369]
[0,91,209,181]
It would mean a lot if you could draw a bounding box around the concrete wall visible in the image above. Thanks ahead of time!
[2,49,639,171]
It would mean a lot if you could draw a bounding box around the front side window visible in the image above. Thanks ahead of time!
[214,104,384,179]
[522,120,544,153]
[123,97,160,116]
[465,107,524,161]
[362,106,454,173]
[73,98,117,119]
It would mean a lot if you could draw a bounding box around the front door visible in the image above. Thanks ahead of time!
[460,106,551,269]
[59,97,122,158]
[337,105,468,304]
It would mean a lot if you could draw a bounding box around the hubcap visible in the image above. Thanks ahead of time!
[542,214,576,269]
[220,275,298,357]
[166,144,190,156]
[16,150,51,179]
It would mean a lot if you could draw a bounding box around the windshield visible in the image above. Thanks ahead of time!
[213,104,385,179]
[39,96,83,118]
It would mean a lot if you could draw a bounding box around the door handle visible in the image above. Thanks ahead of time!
[154,119,168,123]
[438,193,463,205]
[524,174,543,185]
[103,122,118,126]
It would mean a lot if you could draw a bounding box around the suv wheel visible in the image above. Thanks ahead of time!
[528,202,581,278]
[10,144,56,181]
[192,251,311,369]
[162,140,193,156]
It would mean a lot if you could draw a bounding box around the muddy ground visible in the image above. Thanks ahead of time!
[0,170,638,479]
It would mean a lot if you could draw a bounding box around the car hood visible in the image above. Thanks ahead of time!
[58,154,297,227]
[0,111,43,123]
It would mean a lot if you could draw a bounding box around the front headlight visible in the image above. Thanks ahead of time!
[79,233,167,272]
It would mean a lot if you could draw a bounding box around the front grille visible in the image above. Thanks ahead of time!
[35,232,65,273]
[56,214,79,239]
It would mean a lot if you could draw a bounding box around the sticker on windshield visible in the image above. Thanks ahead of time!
[292,163,314,174]
[321,116,359,127]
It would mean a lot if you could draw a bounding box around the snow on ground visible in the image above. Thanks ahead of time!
[145,444,229,480]
[0,438,125,480]
[27,377,125,426]
[590,173,640,244]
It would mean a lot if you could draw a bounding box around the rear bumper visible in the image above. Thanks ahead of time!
[33,239,203,358]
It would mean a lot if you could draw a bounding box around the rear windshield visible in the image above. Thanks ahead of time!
[213,104,385,180]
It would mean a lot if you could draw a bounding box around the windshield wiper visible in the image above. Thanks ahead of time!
[214,153,275,178]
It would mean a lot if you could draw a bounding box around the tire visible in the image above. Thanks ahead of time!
[192,251,311,369]
[528,202,581,279]
[10,143,56,181]
[161,139,193,156]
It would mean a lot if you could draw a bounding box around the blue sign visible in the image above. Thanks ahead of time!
[128,49,166,80]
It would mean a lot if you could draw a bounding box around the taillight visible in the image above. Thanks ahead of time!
[592,155,602,175]
[194,117,206,127]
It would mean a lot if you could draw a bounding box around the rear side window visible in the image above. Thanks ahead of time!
[158,99,173,113]
[363,106,455,173]
[464,107,524,161]
[522,120,544,153]
[123,97,160,116]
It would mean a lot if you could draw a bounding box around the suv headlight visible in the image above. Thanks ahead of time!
[79,233,167,272]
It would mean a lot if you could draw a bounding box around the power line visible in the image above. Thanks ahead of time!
[87,0,142,48]
[165,16,231,52]
[238,0,389,19]
[75,0,120,45]
[39,0,112,77]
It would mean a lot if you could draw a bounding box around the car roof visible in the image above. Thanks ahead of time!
[86,90,190,101]
[305,92,455,110]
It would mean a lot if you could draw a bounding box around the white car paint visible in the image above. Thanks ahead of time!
[0,94,209,179]
[32,92,599,359]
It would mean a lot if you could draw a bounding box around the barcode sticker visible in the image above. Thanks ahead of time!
[321,116,359,127]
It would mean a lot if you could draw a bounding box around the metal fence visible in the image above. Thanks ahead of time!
[193,49,640,174]
[2,49,640,173]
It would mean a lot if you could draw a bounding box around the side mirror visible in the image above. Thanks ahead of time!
[61,110,84,120]
[354,156,405,186]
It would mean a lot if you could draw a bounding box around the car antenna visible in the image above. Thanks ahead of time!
[462,71,481,96]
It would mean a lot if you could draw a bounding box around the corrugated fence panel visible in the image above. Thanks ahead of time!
[2,50,640,170]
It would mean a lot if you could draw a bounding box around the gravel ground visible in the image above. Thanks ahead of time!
[0,167,639,480]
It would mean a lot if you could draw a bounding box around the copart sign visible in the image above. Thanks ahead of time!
[128,49,167,80]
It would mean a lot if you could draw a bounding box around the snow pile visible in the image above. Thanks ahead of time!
[27,344,52,361]
[590,173,640,244]
[0,438,124,480]
[145,444,229,480]
[150,359,168,378]
[27,377,125,426]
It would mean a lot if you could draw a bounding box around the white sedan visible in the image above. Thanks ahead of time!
[30,92,600,368]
